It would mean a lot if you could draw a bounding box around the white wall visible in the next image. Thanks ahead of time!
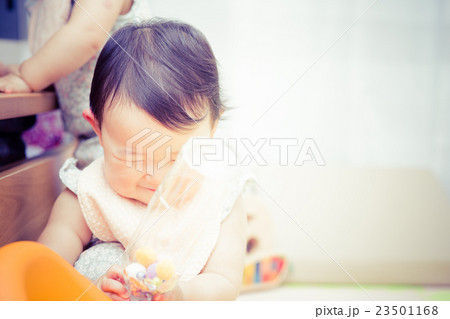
[145,0,450,197]
[0,39,30,64]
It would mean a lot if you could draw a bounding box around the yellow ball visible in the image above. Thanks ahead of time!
[156,259,175,280]
[135,247,157,267]
[152,277,162,287]
[158,275,177,293]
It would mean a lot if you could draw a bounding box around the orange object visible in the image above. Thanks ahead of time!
[130,277,149,293]
[155,259,175,281]
[0,241,111,301]
[135,247,157,268]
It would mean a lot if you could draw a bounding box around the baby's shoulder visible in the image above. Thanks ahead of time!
[59,156,104,195]
[59,157,82,194]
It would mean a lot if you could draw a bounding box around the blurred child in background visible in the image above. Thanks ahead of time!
[0,0,151,167]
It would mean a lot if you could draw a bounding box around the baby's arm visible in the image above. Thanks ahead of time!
[38,189,92,266]
[177,198,247,300]
[0,0,129,93]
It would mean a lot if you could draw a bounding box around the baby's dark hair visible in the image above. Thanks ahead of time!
[90,18,225,130]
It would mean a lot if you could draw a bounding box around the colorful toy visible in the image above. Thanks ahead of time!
[123,247,178,301]
[241,186,289,292]
[241,255,288,292]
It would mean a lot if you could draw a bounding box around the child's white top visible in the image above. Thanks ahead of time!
[60,156,251,281]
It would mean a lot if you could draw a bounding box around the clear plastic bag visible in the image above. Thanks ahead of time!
[121,138,248,300]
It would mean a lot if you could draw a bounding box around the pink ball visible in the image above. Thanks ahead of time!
[147,263,158,279]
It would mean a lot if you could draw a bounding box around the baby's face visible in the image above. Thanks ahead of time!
[99,103,213,205]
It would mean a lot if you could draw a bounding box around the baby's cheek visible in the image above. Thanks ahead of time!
[105,165,140,197]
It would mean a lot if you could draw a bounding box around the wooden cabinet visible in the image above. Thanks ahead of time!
[0,92,76,246]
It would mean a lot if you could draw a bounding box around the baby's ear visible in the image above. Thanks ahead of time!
[210,119,219,137]
[82,108,103,145]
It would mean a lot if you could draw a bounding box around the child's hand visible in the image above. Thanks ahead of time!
[0,62,8,77]
[153,160,203,213]
[0,63,19,77]
[0,73,32,93]
[98,265,130,301]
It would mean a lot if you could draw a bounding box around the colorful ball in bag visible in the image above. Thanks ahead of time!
[135,247,157,267]
[130,277,149,293]
[158,275,177,293]
[152,277,163,287]
[147,263,158,279]
[143,278,158,292]
[136,271,146,281]
[125,263,146,279]
[156,259,175,280]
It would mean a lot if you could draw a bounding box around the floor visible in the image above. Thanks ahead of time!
[237,283,450,301]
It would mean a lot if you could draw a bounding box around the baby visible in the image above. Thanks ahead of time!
[38,19,247,300]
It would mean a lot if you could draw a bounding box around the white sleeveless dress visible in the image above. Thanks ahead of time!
[60,156,253,282]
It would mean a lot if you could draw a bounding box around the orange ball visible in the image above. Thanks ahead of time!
[135,247,157,267]
[156,259,175,280]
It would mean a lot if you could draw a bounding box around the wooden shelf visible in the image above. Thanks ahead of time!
[0,92,58,120]
[0,137,77,246]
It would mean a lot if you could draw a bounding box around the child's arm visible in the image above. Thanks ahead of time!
[176,198,247,300]
[0,0,130,93]
[38,189,92,265]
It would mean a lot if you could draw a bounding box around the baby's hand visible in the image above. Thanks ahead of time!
[0,73,32,93]
[0,62,7,77]
[153,161,203,213]
[98,265,130,301]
